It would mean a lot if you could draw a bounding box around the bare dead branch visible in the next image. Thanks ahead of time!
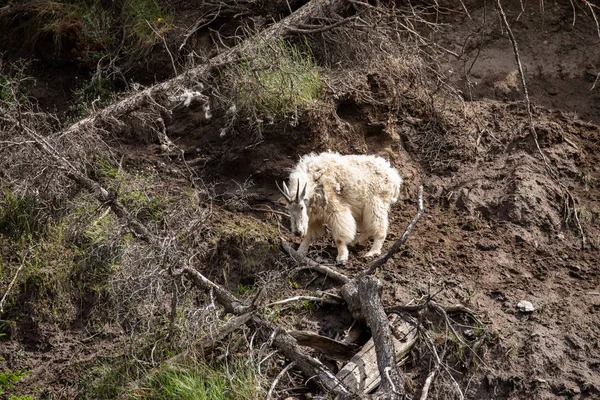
[287,15,359,34]
[251,315,351,396]
[59,0,350,143]
[166,311,254,365]
[358,275,405,398]
[267,361,296,400]
[179,7,223,52]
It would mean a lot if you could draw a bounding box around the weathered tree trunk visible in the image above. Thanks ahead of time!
[358,276,406,399]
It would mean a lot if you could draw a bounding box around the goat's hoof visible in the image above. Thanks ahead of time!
[363,252,380,259]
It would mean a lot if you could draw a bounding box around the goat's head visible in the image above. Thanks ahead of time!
[277,179,308,237]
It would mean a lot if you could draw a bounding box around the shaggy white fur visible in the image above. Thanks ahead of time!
[279,152,402,264]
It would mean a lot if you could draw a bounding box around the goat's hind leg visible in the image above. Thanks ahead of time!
[329,208,356,265]
[364,199,389,259]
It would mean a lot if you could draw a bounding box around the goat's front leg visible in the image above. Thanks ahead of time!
[297,222,324,257]
[297,233,313,256]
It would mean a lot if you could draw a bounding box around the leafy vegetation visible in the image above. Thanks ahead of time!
[228,40,323,121]
[0,365,30,396]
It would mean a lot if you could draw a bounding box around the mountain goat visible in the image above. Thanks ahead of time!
[278,152,402,264]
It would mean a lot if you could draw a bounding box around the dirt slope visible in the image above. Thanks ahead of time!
[1,0,599,399]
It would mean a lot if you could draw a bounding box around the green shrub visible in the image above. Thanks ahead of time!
[228,40,323,120]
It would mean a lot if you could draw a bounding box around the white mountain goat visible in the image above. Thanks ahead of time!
[277,152,402,264]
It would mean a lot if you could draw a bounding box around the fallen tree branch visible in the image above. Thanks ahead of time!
[165,311,254,365]
[358,276,405,399]
[287,14,359,34]
[251,315,350,396]
[267,361,296,400]
[289,330,358,361]
[182,267,249,315]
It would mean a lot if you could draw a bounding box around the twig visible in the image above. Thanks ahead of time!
[429,301,487,367]
[267,361,296,400]
[361,185,424,276]
[179,7,222,52]
[419,349,445,400]
[249,205,289,217]
[146,20,178,76]
[0,257,26,313]
[423,331,464,400]
[583,0,600,40]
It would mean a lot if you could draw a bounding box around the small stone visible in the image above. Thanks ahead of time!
[517,300,535,313]
[463,329,476,340]
[160,144,168,152]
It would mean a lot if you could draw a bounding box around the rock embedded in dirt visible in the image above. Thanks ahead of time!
[517,300,536,313]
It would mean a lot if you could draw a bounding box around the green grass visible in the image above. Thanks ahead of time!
[0,191,124,326]
[124,0,174,46]
[81,356,267,400]
[0,190,44,241]
[0,366,30,396]
[229,39,323,120]
[132,359,266,400]
[89,158,163,222]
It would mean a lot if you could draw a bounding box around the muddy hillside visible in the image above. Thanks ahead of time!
[0,0,599,399]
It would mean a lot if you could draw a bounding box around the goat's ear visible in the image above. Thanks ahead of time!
[277,196,289,205]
